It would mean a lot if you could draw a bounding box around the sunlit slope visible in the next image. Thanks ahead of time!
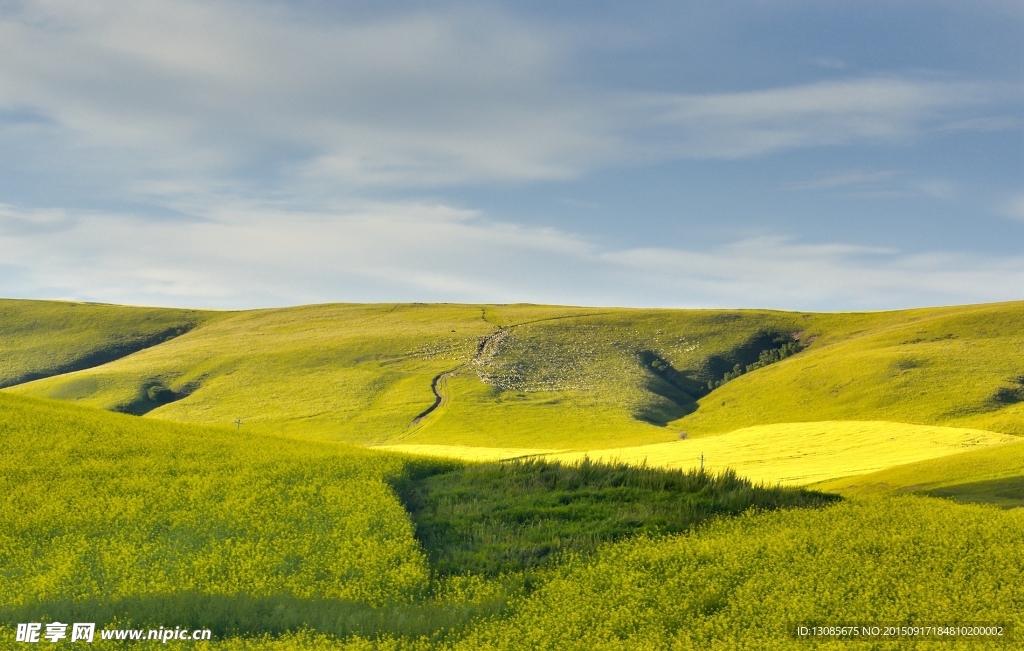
[382,421,1015,485]
[393,307,837,448]
[7,300,1024,448]
[7,303,836,447]
[814,437,1024,502]
[671,301,1024,437]
[0,392,428,609]
[0,299,214,388]
[7,303,493,442]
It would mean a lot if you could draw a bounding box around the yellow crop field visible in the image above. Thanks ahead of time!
[5,299,1024,649]
[813,437,1024,503]
[381,420,1015,485]
[451,497,1024,651]
[0,393,430,609]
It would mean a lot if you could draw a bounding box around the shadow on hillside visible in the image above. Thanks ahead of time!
[633,330,802,426]
[391,457,840,578]
[634,350,702,425]
[1,325,199,389]
[113,380,202,416]
[923,475,1024,509]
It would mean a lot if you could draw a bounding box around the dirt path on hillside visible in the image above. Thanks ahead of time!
[410,327,509,424]
[410,369,456,424]
[408,312,612,427]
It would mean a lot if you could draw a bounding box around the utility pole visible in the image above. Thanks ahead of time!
[700,453,704,472]
[235,419,242,430]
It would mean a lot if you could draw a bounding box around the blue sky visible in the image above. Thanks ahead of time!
[0,0,1021,309]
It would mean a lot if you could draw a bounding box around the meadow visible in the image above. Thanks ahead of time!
[2,298,1024,649]
[7,300,1024,450]
[392,458,834,577]
[0,299,213,389]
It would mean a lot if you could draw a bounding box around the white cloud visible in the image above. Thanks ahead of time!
[0,201,600,307]
[3,203,1023,311]
[0,1,1020,311]
[935,116,1020,132]
[0,203,77,236]
[0,0,610,191]
[628,77,994,160]
[811,57,848,70]
[0,0,1012,198]
[786,170,903,191]
[785,170,957,200]
[999,194,1024,221]
[601,237,1024,309]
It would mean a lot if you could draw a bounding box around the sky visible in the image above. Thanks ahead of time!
[0,0,1022,310]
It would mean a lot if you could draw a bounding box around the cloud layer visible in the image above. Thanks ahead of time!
[0,0,1021,309]
[2,1,1012,195]
[4,202,1024,311]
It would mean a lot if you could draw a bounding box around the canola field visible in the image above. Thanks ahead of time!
[3,298,1024,649]
[382,420,1016,485]
[35,497,1018,651]
[452,497,1024,651]
[3,392,1023,650]
[814,435,1024,501]
[0,393,429,609]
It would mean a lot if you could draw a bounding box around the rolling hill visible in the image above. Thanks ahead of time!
[671,301,1024,438]
[0,299,215,389]
[5,300,1024,452]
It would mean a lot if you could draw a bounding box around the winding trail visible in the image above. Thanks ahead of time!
[410,369,456,424]
[408,312,613,428]
[409,327,509,425]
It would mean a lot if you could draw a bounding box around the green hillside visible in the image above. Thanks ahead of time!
[3,303,821,448]
[0,299,215,388]
[671,301,1024,437]
[5,303,495,442]
[6,300,1024,450]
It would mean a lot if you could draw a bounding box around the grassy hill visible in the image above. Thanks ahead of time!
[6,300,1024,451]
[0,299,215,389]
[4,303,825,448]
[670,301,1024,437]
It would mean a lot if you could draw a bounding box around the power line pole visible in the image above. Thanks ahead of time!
[235,419,242,430]
[700,453,704,472]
